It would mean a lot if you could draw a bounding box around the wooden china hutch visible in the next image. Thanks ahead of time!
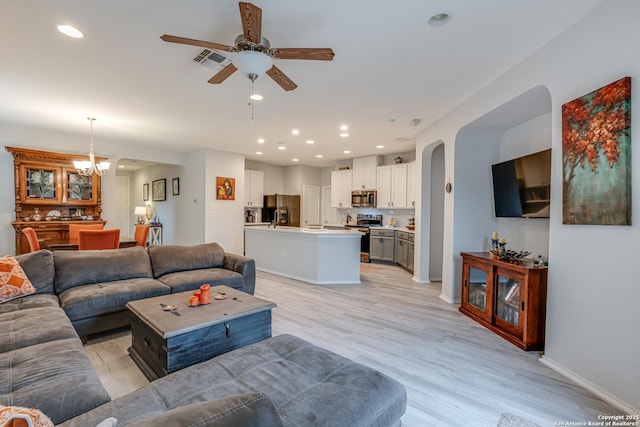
[7,147,107,255]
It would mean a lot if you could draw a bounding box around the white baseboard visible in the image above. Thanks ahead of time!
[539,356,639,415]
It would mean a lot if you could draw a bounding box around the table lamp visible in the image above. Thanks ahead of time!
[134,206,147,224]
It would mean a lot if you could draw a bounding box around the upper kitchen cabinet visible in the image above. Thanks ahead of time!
[377,164,408,208]
[406,161,416,208]
[352,155,380,190]
[331,169,352,208]
[244,169,264,208]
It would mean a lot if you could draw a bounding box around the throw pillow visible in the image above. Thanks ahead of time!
[0,405,54,427]
[95,417,118,427]
[0,255,36,303]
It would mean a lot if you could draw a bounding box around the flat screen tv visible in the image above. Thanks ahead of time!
[491,149,551,218]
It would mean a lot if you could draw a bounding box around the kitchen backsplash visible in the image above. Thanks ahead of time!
[336,207,415,227]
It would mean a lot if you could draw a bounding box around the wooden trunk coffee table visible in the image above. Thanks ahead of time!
[126,285,276,380]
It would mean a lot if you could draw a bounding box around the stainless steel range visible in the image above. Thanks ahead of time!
[345,214,382,262]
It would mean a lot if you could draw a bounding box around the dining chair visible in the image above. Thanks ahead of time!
[22,227,40,252]
[68,223,105,243]
[78,229,120,250]
[133,224,150,248]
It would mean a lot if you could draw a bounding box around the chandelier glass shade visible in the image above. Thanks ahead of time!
[73,117,110,176]
[232,50,273,81]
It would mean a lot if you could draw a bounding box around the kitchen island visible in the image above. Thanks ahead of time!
[244,226,363,285]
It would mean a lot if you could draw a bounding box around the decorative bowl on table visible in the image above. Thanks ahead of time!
[406,225,415,230]
[489,249,530,261]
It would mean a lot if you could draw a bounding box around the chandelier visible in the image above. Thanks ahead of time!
[73,117,110,176]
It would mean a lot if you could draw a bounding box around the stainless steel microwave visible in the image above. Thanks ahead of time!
[351,191,376,207]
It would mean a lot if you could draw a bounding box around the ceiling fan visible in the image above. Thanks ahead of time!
[161,2,335,91]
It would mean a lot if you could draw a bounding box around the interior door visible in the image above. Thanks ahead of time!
[115,175,130,236]
[303,185,320,226]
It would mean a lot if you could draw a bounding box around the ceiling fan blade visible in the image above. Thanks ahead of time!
[239,2,262,44]
[208,64,238,84]
[160,34,234,52]
[272,48,335,61]
[266,66,297,91]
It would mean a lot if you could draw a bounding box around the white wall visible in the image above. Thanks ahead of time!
[414,0,640,413]
[203,149,245,255]
[125,163,184,244]
[244,160,285,195]
[429,144,445,281]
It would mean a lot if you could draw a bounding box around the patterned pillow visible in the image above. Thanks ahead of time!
[0,405,54,427]
[0,255,37,303]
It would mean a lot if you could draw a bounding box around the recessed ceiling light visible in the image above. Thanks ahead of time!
[340,124,349,131]
[292,158,299,162]
[343,150,351,154]
[428,11,451,27]
[306,140,315,144]
[256,151,263,155]
[316,154,323,158]
[376,145,384,149]
[118,165,125,169]
[250,94,263,101]
[340,133,350,138]
[291,129,299,136]
[57,25,83,38]
[278,146,286,150]
[257,138,265,144]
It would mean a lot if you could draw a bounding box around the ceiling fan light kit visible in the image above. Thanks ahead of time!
[160,1,334,92]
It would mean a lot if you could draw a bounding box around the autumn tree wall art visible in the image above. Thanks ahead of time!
[562,77,631,225]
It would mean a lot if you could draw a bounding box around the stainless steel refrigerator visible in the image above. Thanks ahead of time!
[262,194,300,227]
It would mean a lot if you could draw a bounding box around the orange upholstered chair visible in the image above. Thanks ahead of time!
[68,223,105,244]
[78,229,120,250]
[134,224,150,248]
[22,227,40,252]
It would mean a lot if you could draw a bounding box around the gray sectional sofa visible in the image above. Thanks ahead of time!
[0,244,406,426]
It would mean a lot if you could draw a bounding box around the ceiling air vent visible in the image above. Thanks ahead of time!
[193,50,231,70]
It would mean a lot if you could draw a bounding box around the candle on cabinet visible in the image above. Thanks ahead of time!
[498,238,505,244]
[492,231,498,240]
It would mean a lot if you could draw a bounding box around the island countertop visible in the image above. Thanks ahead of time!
[243,225,362,236]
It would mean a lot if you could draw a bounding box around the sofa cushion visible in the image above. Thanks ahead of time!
[156,268,243,294]
[148,243,225,278]
[58,278,170,322]
[54,246,153,294]
[16,250,55,295]
[0,256,36,303]
[59,334,406,427]
[0,307,78,353]
[0,338,110,425]
[0,294,60,315]
[127,393,283,427]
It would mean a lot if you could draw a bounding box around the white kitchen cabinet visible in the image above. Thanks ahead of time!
[244,169,264,207]
[377,164,407,208]
[331,169,352,208]
[406,161,416,208]
[352,156,379,190]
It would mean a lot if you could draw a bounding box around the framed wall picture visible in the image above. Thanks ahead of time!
[172,177,180,196]
[143,183,149,201]
[215,176,235,200]
[152,179,166,201]
[562,76,631,225]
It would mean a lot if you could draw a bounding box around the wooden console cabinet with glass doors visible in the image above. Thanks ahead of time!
[6,146,107,255]
[459,252,548,351]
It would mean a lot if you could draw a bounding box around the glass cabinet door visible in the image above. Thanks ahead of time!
[66,171,93,201]
[467,266,488,311]
[20,164,62,204]
[462,261,492,321]
[495,275,520,327]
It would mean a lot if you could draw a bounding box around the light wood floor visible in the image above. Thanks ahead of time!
[85,263,618,427]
